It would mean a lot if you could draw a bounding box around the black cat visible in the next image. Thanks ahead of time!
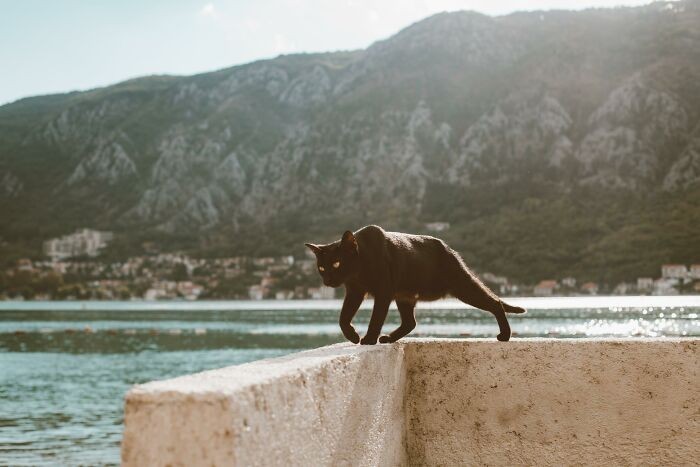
[305,225,525,344]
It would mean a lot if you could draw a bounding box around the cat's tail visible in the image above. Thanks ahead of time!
[501,302,526,314]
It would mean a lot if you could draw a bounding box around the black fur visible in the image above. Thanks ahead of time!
[305,225,526,344]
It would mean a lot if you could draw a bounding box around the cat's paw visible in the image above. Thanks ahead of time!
[341,327,360,344]
[360,335,378,345]
[496,332,511,342]
[378,335,393,344]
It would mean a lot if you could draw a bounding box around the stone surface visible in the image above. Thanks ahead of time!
[122,339,698,466]
[404,338,698,466]
[122,343,406,467]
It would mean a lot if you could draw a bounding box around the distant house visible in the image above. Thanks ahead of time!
[43,229,113,261]
[534,280,558,296]
[690,265,700,279]
[425,222,450,233]
[637,278,654,292]
[561,277,577,288]
[308,287,335,299]
[653,278,677,295]
[613,283,633,295]
[16,258,34,272]
[275,290,294,300]
[661,264,688,279]
[248,285,264,300]
[144,289,161,300]
[580,282,599,295]
[145,282,172,300]
[482,272,508,286]
[177,281,203,300]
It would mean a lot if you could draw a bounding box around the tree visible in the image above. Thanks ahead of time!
[170,263,189,282]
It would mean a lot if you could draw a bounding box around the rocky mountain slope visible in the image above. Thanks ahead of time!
[1,1,700,283]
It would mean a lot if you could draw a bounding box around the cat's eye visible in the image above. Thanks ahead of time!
[333,261,340,269]
[319,266,325,272]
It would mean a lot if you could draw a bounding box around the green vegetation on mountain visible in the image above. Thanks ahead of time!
[1,1,700,284]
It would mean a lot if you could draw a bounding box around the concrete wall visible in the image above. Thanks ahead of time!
[122,344,407,467]
[122,339,698,466]
[404,339,698,466]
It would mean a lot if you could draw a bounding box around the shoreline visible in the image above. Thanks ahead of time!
[0,295,699,311]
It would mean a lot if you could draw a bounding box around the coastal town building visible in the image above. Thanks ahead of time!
[653,278,678,295]
[248,285,264,300]
[613,283,634,295]
[16,258,34,272]
[534,280,558,296]
[580,282,599,295]
[690,265,700,279]
[425,222,450,232]
[43,229,113,261]
[661,264,688,279]
[308,287,335,299]
[482,272,508,285]
[637,277,654,292]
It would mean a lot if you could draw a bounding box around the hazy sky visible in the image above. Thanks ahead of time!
[0,0,661,105]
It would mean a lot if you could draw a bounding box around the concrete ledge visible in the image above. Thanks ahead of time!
[122,339,698,466]
[122,344,407,466]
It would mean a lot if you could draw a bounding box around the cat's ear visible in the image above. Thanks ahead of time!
[341,231,358,252]
[304,243,322,256]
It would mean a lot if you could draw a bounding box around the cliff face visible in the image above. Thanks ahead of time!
[1,1,699,281]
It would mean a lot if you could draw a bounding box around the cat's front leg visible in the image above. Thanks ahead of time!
[340,287,365,344]
[360,294,392,345]
[379,299,417,343]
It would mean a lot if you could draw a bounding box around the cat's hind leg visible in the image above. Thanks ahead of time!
[448,261,512,342]
[379,299,417,343]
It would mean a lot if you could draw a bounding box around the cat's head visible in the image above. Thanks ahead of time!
[305,230,360,288]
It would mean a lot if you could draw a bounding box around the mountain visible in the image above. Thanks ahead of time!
[1,1,700,284]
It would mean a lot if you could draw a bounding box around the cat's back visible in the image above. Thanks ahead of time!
[385,230,448,256]
[354,225,451,259]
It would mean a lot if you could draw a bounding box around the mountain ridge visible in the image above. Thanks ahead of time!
[1,0,699,284]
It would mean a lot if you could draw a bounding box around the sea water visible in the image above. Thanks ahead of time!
[1,296,698,466]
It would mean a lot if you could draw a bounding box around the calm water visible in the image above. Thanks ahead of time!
[1,296,699,466]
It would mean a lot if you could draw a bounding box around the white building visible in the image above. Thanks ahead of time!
[482,272,508,285]
[425,222,450,233]
[653,278,678,295]
[16,258,34,271]
[534,280,558,296]
[248,285,264,300]
[637,278,654,292]
[661,264,687,279]
[43,229,113,261]
[580,282,599,295]
[613,283,634,295]
[308,287,335,299]
[689,265,700,279]
[177,281,203,300]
